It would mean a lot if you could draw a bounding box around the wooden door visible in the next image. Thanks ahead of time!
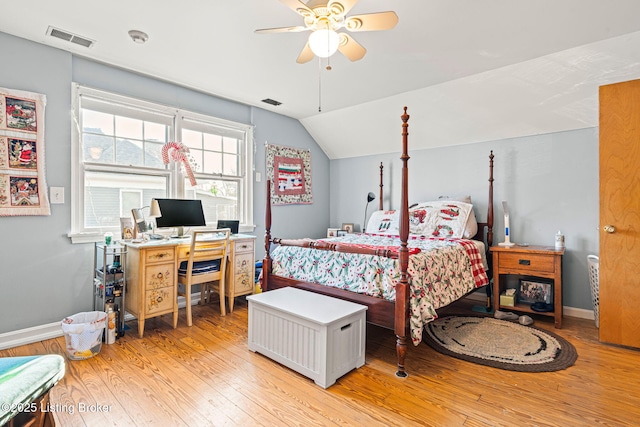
[599,79,640,348]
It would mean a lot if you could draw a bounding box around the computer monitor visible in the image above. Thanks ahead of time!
[154,198,206,237]
[217,220,239,235]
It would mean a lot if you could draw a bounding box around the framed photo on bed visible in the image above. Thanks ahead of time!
[336,230,347,237]
[327,228,340,237]
[342,223,354,233]
[519,279,552,304]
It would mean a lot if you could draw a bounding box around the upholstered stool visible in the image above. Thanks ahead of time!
[0,355,65,427]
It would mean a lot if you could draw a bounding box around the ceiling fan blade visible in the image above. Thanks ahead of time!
[345,11,399,32]
[279,0,314,17]
[255,25,309,34]
[327,0,360,17]
[296,42,315,64]
[338,33,366,61]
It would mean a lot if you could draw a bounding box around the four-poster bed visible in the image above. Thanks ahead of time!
[261,107,495,377]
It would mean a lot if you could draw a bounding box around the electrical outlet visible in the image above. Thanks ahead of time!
[50,187,64,204]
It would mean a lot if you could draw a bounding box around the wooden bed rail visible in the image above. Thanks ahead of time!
[272,238,400,259]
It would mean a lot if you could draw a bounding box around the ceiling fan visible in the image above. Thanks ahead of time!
[255,0,399,63]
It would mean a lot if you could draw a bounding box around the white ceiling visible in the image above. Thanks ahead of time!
[2,0,640,159]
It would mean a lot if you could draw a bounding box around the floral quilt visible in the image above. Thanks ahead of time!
[271,233,489,345]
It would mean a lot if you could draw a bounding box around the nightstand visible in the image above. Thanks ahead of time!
[490,245,565,328]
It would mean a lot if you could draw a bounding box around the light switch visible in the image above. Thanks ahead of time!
[50,186,64,204]
[255,172,262,182]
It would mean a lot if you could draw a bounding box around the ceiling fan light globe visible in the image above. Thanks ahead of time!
[309,29,340,57]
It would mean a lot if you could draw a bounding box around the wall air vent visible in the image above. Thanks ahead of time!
[46,26,95,48]
[261,98,282,106]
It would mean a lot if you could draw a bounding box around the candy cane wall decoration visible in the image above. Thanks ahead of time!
[161,142,197,186]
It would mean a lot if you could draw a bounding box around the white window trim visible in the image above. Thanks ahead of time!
[69,84,254,243]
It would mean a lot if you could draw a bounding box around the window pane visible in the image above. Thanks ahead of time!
[121,190,142,217]
[115,116,143,140]
[203,151,221,174]
[223,137,238,154]
[83,109,114,135]
[85,171,167,229]
[145,141,165,168]
[144,121,167,143]
[116,139,143,166]
[83,134,114,163]
[186,178,238,223]
[182,129,202,150]
[223,153,237,176]
[204,133,223,151]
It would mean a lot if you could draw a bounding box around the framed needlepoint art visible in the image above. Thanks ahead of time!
[266,144,312,205]
[0,87,50,216]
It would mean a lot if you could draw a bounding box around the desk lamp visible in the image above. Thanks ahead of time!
[148,199,162,235]
[363,192,376,233]
[498,201,515,247]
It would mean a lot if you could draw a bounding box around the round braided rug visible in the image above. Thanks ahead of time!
[423,315,578,372]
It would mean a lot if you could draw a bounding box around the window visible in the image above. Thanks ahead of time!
[71,85,254,243]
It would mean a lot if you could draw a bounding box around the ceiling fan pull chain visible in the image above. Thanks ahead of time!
[318,57,322,112]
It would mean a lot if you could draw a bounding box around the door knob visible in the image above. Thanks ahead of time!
[603,225,616,233]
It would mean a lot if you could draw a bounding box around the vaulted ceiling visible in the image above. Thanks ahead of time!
[2,0,640,158]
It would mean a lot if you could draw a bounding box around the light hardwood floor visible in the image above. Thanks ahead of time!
[2,297,639,427]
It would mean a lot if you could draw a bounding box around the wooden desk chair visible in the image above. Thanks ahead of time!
[177,229,230,326]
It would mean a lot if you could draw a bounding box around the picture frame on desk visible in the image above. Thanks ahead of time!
[519,279,552,304]
[120,217,134,241]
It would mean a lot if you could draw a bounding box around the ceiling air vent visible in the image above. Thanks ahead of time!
[261,98,282,106]
[46,26,95,48]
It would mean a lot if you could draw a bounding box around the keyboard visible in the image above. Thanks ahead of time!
[148,234,165,240]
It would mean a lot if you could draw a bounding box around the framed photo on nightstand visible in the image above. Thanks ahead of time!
[342,223,354,233]
[519,279,552,304]
[327,228,340,238]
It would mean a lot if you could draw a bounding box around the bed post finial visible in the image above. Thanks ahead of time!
[395,106,410,378]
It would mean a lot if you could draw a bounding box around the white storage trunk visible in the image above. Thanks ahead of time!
[247,287,367,388]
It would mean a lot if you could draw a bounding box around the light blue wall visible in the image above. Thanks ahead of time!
[330,129,599,311]
[0,31,329,334]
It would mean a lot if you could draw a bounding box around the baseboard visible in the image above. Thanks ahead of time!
[0,322,64,350]
[0,293,204,350]
[0,292,595,350]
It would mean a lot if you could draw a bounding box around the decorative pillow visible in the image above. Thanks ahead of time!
[438,195,478,239]
[409,200,473,238]
[365,210,399,234]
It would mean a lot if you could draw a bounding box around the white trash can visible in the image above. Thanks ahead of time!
[587,255,599,328]
[61,311,107,360]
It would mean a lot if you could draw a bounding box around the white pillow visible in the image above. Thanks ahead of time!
[439,195,478,239]
[365,210,400,234]
[409,201,473,238]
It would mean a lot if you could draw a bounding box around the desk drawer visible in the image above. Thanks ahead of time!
[234,240,254,254]
[145,248,174,264]
[145,263,174,290]
[499,253,555,273]
[145,286,174,315]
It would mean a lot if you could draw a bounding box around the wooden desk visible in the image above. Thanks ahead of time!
[490,245,564,328]
[124,234,256,337]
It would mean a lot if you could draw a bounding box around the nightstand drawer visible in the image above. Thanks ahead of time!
[498,252,555,273]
